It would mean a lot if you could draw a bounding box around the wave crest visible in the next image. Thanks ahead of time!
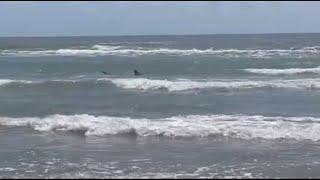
[99,77,320,91]
[3,77,320,92]
[244,67,320,75]
[0,79,33,86]
[2,45,320,58]
[1,114,320,140]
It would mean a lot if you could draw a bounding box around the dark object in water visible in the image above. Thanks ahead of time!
[134,69,141,76]
[101,71,109,75]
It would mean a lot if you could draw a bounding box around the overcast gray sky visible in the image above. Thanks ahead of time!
[0,1,319,37]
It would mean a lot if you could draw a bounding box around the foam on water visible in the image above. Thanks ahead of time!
[4,77,320,92]
[1,114,320,140]
[99,77,320,91]
[0,79,84,87]
[2,45,320,58]
[244,66,320,75]
[0,79,33,86]
[0,79,15,86]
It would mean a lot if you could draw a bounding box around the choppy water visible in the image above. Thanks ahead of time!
[2,34,320,178]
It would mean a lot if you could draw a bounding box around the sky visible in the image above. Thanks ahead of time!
[0,1,320,37]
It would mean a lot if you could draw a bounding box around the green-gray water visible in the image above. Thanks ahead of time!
[1,34,320,178]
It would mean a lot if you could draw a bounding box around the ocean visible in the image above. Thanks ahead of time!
[1,33,320,178]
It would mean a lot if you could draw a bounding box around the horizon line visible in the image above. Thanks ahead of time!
[1,32,320,38]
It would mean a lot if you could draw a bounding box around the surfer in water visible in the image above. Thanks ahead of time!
[101,71,109,75]
[134,69,141,76]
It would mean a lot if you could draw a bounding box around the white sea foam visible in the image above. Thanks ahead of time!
[1,114,320,140]
[0,79,86,87]
[99,77,320,91]
[244,66,320,75]
[98,41,172,45]
[0,79,33,86]
[2,45,320,58]
[4,77,320,92]
[0,79,15,86]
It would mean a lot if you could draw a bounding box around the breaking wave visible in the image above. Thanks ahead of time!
[1,113,320,140]
[4,77,320,92]
[0,78,92,87]
[0,79,80,86]
[0,79,33,86]
[99,77,320,91]
[1,45,320,58]
[244,66,320,75]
